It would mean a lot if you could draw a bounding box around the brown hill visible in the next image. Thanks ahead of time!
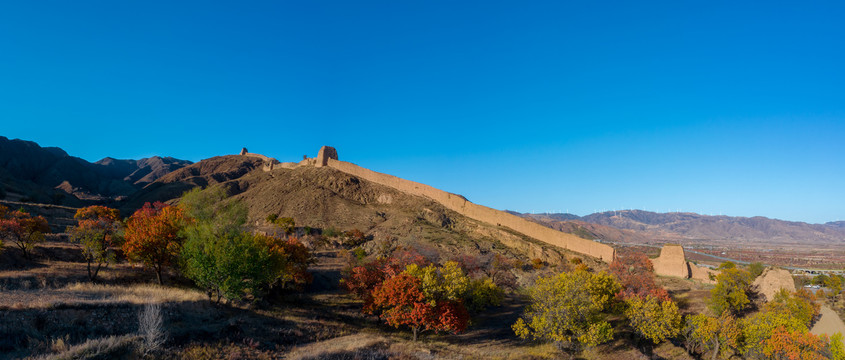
[128,155,601,268]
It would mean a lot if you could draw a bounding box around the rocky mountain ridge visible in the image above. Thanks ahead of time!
[0,136,191,206]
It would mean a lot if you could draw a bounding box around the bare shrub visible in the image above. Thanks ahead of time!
[137,302,166,354]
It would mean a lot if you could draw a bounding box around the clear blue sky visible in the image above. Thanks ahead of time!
[1,1,843,224]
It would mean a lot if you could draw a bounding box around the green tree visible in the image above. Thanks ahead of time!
[625,294,682,345]
[179,186,312,301]
[182,231,285,302]
[747,262,765,279]
[512,269,620,356]
[709,266,753,315]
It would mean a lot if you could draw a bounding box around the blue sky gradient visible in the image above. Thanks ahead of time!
[1,1,843,223]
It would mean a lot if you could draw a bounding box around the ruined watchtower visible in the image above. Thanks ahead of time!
[316,146,338,167]
[652,245,690,278]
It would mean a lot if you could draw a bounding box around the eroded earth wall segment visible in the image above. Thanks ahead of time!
[326,158,616,262]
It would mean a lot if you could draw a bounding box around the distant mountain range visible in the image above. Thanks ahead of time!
[0,136,191,206]
[516,210,845,246]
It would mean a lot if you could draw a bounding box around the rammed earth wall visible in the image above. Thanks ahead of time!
[326,158,616,262]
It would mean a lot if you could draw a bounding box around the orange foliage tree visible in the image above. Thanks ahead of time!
[0,206,49,260]
[259,235,315,289]
[341,249,428,312]
[610,252,670,301]
[764,327,828,360]
[341,257,390,312]
[341,248,494,341]
[123,202,186,284]
[68,205,122,282]
[369,273,469,341]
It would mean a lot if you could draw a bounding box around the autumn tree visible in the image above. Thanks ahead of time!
[467,277,505,312]
[763,327,828,360]
[815,274,845,296]
[369,273,468,341]
[341,258,390,312]
[260,235,314,290]
[625,294,682,346]
[683,311,741,360]
[405,261,504,312]
[610,252,669,301]
[513,269,620,356]
[0,208,49,260]
[343,252,499,340]
[344,228,366,245]
[342,249,428,313]
[709,265,753,315]
[68,205,122,282]
[831,333,845,360]
[123,202,186,285]
[741,289,821,358]
[0,204,6,252]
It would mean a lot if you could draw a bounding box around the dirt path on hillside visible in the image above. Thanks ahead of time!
[811,305,845,342]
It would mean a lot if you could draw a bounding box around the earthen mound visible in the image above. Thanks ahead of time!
[751,268,795,301]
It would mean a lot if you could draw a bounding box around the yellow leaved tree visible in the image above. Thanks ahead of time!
[512,269,620,356]
[624,294,682,345]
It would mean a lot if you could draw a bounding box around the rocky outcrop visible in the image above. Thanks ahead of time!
[751,268,795,301]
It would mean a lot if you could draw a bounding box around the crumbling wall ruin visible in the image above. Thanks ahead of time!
[652,245,691,278]
[652,244,718,283]
[325,157,616,262]
[689,263,718,284]
[316,146,338,167]
[238,148,281,171]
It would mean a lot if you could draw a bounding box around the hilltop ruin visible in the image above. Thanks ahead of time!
[240,146,616,263]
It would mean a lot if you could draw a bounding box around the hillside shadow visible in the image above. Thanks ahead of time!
[0,292,369,359]
[444,295,527,346]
